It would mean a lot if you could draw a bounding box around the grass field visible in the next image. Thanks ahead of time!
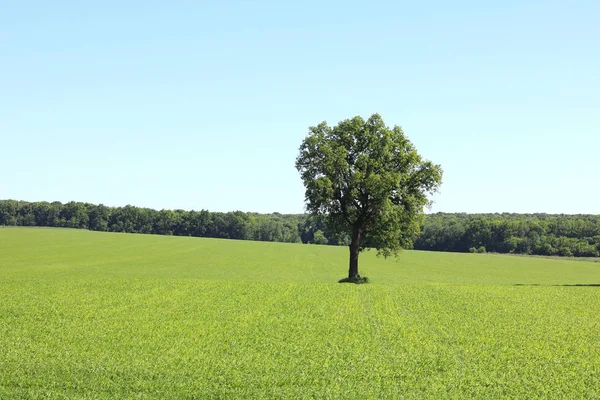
[1,227,599,399]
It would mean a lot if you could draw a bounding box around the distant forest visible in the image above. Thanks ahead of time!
[1,200,599,258]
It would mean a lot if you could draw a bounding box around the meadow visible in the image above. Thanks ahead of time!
[1,227,599,399]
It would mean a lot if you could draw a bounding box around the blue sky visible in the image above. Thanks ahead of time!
[1,0,598,214]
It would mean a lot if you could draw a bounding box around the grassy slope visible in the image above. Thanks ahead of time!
[1,227,599,399]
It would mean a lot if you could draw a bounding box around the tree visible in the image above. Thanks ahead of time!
[0,200,19,226]
[88,204,110,231]
[313,230,328,245]
[153,209,180,235]
[296,114,442,281]
[60,201,89,229]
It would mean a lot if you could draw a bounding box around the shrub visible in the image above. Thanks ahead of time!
[313,230,328,245]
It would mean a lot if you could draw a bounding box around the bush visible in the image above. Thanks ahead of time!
[558,247,573,257]
[313,230,328,245]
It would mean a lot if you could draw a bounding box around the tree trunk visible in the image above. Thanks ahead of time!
[348,227,361,279]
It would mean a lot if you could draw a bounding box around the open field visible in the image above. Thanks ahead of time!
[1,227,599,399]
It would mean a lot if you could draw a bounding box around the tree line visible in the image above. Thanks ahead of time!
[0,200,308,243]
[414,213,600,257]
[1,200,599,257]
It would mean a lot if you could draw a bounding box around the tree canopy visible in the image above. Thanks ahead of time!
[295,114,443,281]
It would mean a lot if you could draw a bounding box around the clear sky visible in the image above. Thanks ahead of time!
[1,0,598,214]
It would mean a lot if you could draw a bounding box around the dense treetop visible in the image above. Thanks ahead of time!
[296,114,443,279]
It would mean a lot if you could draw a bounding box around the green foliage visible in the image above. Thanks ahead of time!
[2,200,600,260]
[295,114,442,277]
[416,213,600,258]
[313,229,328,245]
[299,214,349,246]
[0,200,302,245]
[1,228,599,398]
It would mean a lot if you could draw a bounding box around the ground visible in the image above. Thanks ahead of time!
[1,227,599,399]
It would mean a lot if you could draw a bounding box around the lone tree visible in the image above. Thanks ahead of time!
[296,114,443,282]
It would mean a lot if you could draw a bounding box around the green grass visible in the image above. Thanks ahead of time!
[1,227,599,399]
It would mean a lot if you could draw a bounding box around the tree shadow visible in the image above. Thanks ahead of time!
[514,284,600,287]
